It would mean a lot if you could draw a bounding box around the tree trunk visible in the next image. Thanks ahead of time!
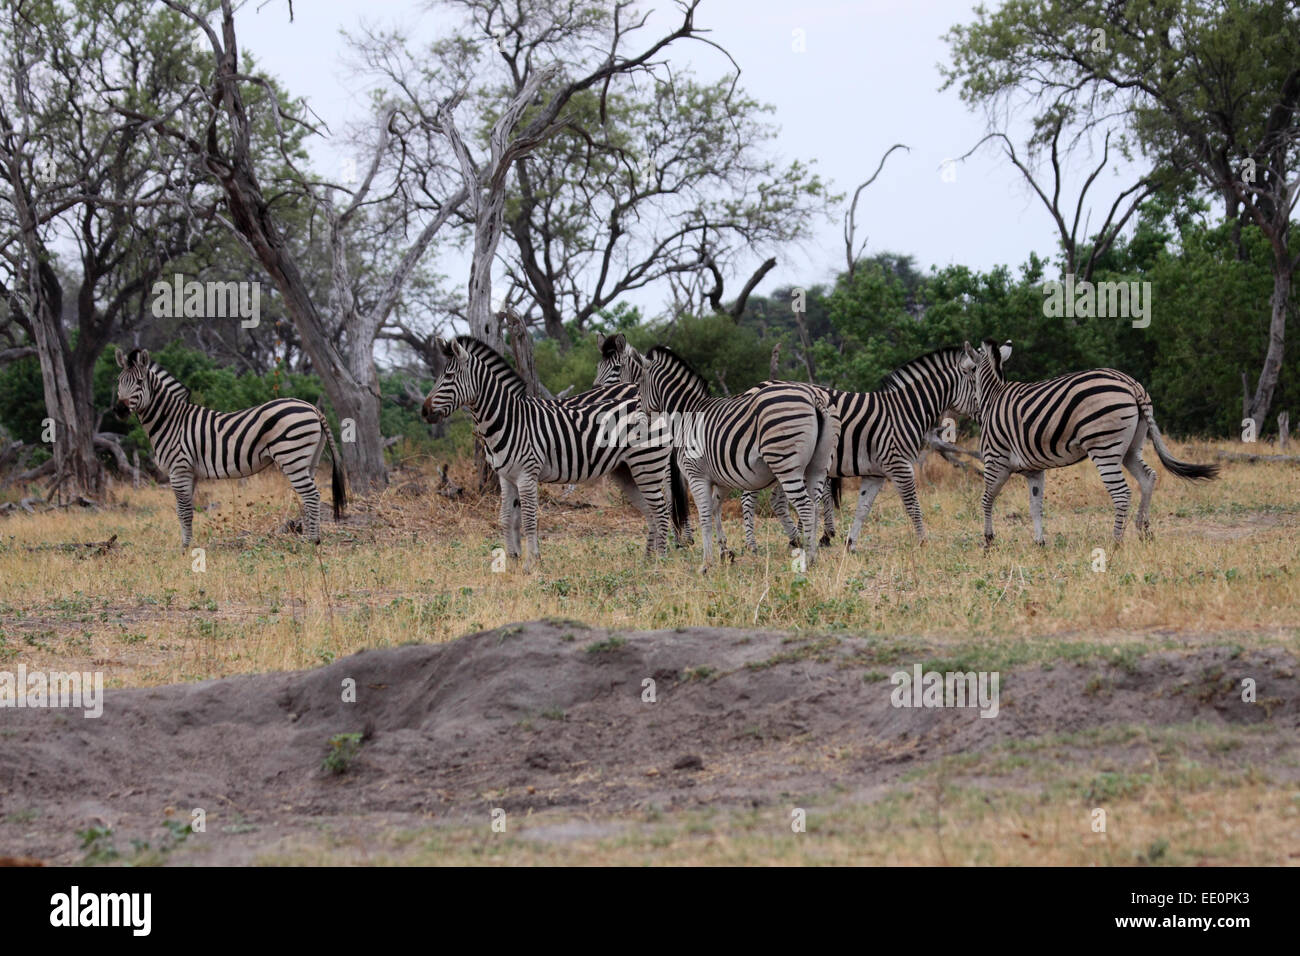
[466,208,506,351]
[1247,264,1291,424]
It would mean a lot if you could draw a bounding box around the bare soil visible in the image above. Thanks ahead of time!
[1,619,1296,864]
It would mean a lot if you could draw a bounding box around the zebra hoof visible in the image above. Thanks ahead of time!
[982,535,994,549]
[845,539,857,554]
[720,548,736,564]
[819,534,833,547]
[1034,538,1045,547]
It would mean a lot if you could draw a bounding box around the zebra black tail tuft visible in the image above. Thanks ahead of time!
[829,475,842,509]
[332,449,347,520]
[669,451,689,538]
[1144,406,1219,481]
[319,409,347,520]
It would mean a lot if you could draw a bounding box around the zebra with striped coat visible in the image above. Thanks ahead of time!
[961,338,1219,546]
[625,345,839,571]
[113,348,346,547]
[599,336,1004,553]
[421,337,679,571]
[452,334,689,551]
[591,333,695,545]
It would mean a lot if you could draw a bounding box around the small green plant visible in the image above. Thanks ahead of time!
[78,825,120,863]
[322,732,364,775]
[585,635,627,654]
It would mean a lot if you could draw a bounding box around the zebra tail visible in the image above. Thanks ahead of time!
[811,403,840,489]
[669,451,689,538]
[1143,405,1219,481]
[320,409,348,519]
[829,475,842,509]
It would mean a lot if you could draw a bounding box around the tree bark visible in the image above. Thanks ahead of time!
[1247,264,1291,425]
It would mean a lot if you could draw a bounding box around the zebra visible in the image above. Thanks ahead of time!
[113,348,346,548]
[421,336,681,571]
[625,344,839,571]
[961,338,1219,546]
[590,333,695,545]
[450,334,688,552]
[599,336,1007,553]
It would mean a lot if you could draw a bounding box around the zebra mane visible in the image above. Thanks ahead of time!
[127,349,191,401]
[453,336,528,398]
[981,337,1006,377]
[645,345,711,398]
[879,346,965,392]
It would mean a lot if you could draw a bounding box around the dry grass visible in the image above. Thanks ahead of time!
[1,437,1297,866]
[0,438,1293,688]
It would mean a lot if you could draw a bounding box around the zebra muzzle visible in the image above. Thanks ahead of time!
[114,400,131,419]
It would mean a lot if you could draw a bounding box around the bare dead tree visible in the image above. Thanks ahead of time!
[961,116,1162,285]
[117,0,474,492]
[844,143,909,279]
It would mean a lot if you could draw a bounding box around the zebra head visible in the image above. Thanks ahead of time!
[960,339,1011,409]
[422,338,480,424]
[953,340,1012,415]
[114,348,154,419]
[594,332,644,387]
[635,346,709,417]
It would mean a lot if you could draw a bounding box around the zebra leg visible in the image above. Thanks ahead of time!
[779,478,817,567]
[981,459,1012,547]
[1024,469,1046,546]
[1123,432,1157,540]
[688,475,717,572]
[888,461,926,543]
[742,492,759,553]
[499,474,522,559]
[626,464,671,557]
[517,474,541,572]
[290,469,323,543]
[845,476,885,553]
[169,465,195,549]
[714,489,735,562]
[1088,449,1132,543]
[819,480,837,547]
[770,485,800,548]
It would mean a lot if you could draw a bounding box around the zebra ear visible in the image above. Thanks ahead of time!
[596,332,607,349]
[450,339,470,362]
[960,341,978,370]
[612,333,626,351]
[999,340,1013,364]
[136,349,150,368]
[115,348,127,369]
[436,337,453,357]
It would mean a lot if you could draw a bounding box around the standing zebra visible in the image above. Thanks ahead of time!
[599,336,1006,553]
[113,348,346,547]
[421,337,679,571]
[591,333,694,545]
[626,345,839,571]
[962,338,1219,546]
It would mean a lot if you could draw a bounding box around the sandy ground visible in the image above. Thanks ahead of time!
[1,619,1296,864]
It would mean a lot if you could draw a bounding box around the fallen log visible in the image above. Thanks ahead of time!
[23,533,118,555]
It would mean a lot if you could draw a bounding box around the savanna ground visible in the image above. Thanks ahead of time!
[0,438,1297,865]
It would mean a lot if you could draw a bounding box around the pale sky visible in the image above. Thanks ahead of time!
[236,0,1144,319]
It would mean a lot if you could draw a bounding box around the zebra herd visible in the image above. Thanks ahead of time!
[112,336,1218,566]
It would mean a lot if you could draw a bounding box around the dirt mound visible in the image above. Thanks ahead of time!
[1,620,1295,864]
